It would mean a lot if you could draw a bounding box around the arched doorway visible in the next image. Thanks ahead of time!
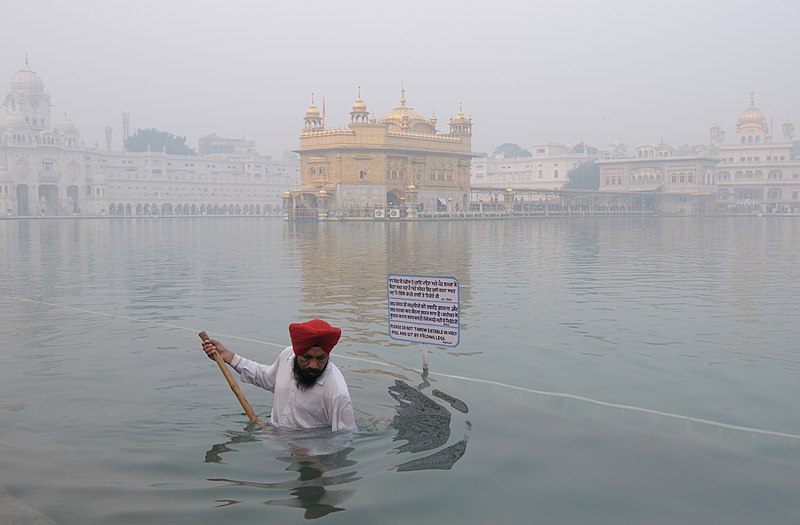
[16,184,30,216]
[38,184,59,215]
[387,190,402,206]
[67,185,80,214]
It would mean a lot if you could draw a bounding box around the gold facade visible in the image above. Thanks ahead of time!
[289,90,473,217]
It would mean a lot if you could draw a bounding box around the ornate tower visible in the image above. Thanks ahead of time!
[2,57,53,144]
[303,95,323,131]
[448,103,472,136]
[782,118,794,142]
[735,92,770,144]
[349,88,369,124]
[709,122,725,152]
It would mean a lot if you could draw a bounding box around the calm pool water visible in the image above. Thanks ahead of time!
[1,216,799,524]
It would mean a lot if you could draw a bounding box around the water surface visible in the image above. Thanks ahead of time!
[1,216,799,524]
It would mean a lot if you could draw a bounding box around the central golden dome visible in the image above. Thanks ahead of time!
[382,88,426,126]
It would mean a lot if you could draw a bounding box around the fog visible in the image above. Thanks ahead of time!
[2,0,798,156]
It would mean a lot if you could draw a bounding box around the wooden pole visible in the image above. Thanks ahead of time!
[198,331,261,425]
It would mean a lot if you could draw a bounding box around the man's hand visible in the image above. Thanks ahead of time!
[202,338,234,365]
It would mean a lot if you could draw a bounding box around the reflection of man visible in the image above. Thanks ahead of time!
[205,426,360,519]
[202,319,356,432]
[387,379,469,472]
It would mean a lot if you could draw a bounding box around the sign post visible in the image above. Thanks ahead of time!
[387,274,460,347]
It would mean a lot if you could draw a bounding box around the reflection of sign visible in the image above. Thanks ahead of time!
[388,274,460,347]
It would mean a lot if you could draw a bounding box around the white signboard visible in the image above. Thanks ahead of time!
[387,274,460,347]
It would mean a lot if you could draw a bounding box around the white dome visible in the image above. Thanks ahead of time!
[11,68,44,94]
[56,116,76,132]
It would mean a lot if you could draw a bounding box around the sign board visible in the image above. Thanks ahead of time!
[387,274,460,347]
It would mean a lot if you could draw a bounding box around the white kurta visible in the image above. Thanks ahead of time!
[230,346,356,432]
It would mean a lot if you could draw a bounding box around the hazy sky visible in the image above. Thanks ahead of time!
[2,0,798,157]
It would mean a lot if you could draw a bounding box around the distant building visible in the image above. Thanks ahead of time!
[289,89,472,217]
[471,143,596,191]
[713,93,800,213]
[597,142,719,214]
[596,95,800,214]
[198,133,258,156]
[0,62,298,216]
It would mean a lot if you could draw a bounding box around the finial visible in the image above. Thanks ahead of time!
[400,81,406,106]
[311,93,315,105]
[750,90,755,106]
[25,53,29,68]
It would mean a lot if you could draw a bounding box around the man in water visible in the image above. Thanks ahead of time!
[202,319,356,432]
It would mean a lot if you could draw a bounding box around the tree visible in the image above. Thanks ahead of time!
[565,160,600,190]
[493,143,532,158]
[124,128,197,155]
[572,141,598,155]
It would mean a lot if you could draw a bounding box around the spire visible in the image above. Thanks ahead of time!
[350,86,368,124]
[304,93,323,130]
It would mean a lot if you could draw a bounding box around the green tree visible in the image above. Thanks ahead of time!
[124,128,197,155]
[493,143,532,158]
[565,160,600,190]
[572,141,598,155]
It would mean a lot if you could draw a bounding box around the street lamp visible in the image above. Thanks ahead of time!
[406,182,418,218]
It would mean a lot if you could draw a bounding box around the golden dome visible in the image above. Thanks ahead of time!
[352,88,367,112]
[305,93,321,119]
[306,103,320,118]
[382,87,426,126]
[737,92,767,127]
[353,86,367,113]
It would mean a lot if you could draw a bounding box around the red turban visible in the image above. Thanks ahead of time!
[288,319,342,356]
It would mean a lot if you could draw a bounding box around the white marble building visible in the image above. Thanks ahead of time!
[712,94,800,213]
[596,95,800,214]
[471,143,596,190]
[0,63,298,216]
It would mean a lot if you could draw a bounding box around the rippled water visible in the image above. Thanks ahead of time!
[1,217,799,524]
